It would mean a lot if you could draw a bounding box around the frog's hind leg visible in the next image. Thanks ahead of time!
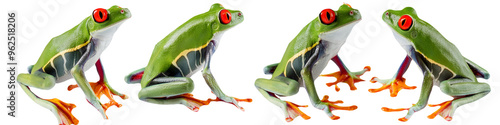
[255,76,309,122]
[139,77,210,112]
[428,78,490,121]
[17,71,79,125]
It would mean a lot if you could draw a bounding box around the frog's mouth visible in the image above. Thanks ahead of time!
[318,19,361,46]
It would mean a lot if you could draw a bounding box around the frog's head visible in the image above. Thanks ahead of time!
[382,7,423,50]
[206,3,244,33]
[87,5,131,36]
[316,4,361,43]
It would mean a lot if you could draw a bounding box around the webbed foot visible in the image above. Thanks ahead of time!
[321,66,371,91]
[45,98,79,125]
[317,95,358,120]
[369,77,416,97]
[68,80,127,115]
[283,101,310,122]
[428,100,454,121]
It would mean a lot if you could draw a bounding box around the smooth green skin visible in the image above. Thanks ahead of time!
[17,5,130,123]
[381,7,490,120]
[124,3,246,110]
[255,4,362,120]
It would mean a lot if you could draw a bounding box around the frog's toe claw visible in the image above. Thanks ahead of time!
[321,66,370,92]
[284,101,310,122]
[428,100,454,121]
[368,77,416,97]
[45,98,79,125]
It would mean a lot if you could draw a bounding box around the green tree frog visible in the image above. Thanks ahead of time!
[255,4,369,122]
[124,3,251,112]
[17,5,131,125]
[370,7,490,122]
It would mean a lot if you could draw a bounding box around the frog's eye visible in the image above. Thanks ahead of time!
[219,9,231,24]
[93,8,108,23]
[398,15,413,31]
[319,9,335,25]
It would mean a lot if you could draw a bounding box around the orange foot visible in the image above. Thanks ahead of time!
[68,81,127,114]
[207,97,252,111]
[428,100,454,121]
[381,106,411,122]
[172,93,211,112]
[284,101,310,122]
[368,77,416,97]
[45,98,79,125]
[321,66,370,92]
[320,95,358,120]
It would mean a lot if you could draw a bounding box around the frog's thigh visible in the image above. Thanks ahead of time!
[17,71,56,90]
[255,76,299,96]
[439,78,490,97]
[138,77,194,100]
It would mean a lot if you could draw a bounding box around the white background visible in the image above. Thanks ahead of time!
[2,0,499,125]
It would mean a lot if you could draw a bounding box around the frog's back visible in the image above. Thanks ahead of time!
[31,18,91,78]
[413,24,476,81]
[272,23,319,80]
[140,20,213,87]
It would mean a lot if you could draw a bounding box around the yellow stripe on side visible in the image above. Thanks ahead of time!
[42,38,92,72]
[171,41,211,68]
[415,50,457,78]
[284,42,320,77]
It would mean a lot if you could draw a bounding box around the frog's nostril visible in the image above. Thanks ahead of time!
[238,13,241,16]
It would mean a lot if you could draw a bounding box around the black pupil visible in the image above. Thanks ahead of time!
[99,11,103,18]
[326,12,330,20]
[226,13,229,20]
[401,18,406,25]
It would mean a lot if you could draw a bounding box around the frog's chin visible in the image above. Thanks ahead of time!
[390,28,414,55]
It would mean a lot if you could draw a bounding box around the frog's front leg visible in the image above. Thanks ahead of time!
[18,70,79,125]
[138,77,212,112]
[369,56,416,97]
[302,67,358,120]
[255,76,308,122]
[380,71,433,122]
[70,44,109,119]
[427,78,490,121]
[201,49,252,110]
[321,55,370,91]
[68,59,128,110]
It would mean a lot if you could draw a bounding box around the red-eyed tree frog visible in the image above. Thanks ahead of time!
[255,4,369,122]
[370,7,490,122]
[124,3,251,112]
[17,5,131,125]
